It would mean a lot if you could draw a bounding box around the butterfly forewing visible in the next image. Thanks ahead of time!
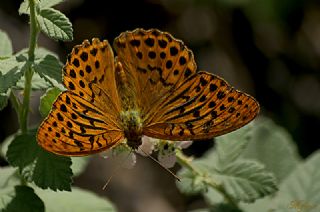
[64,38,121,115]
[114,29,197,119]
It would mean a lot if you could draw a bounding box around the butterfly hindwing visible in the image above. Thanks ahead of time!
[37,91,124,156]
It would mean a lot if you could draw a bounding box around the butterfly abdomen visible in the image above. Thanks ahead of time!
[120,110,143,149]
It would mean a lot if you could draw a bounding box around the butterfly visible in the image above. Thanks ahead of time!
[37,28,260,156]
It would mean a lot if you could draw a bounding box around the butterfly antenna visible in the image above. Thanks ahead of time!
[138,147,181,182]
[102,149,134,190]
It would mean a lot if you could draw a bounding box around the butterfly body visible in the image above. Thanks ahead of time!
[120,110,143,149]
[115,61,144,149]
[37,28,259,156]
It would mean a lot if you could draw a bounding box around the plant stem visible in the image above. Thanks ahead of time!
[175,150,239,208]
[20,0,38,133]
[9,91,20,117]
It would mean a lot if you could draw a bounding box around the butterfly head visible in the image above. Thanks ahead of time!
[120,110,143,149]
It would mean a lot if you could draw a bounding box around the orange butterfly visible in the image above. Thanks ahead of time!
[37,28,259,156]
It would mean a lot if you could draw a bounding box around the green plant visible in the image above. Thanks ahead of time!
[0,0,115,211]
[1,1,319,212]
[176,118,320,211]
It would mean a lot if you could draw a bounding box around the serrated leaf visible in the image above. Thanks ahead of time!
[0,30,13,58]
[177,120,278,204]
[13,47,65,90]
[215,123,253,168]
[0,65,25,93]
[241,151,320,212]
[33,148,72,191]
[35,47,60,59]
[16,72,51,90]
[272,151,320,211]
[36,8,73,41]
[3,186,44,212]
[34,51,63,83]
[19,0,65,15]
[0,92,9,110]
[210,160,278,203]
[39,0,65,9]
[241,117,300,182]
[36,187,116,212]
[6,132,39,171]
[39,87,61,117]
[34,54,63,82]
[240,197,274,212]
[176,167,207,195]
[0,57,28,93]
[18,0,30,15]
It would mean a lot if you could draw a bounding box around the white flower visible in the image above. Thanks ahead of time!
[158,149,176,168]
[100,138,193,169]
[135,136,156,156]
[175,140,193,149]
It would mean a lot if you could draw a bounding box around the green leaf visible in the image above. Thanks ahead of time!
[6,132,39,171]
[18,0,30,15]
[0,56,28,93]
[15,48,64,90]
[177,167,208,195]
[0,133,15,157]
[0,30,13,58]
[33,148,72,191]
[34,51,63,83]
[177,120,278,204]
[272,150,320,211]
[215,123,253,168]
[39,87,62,117]
[0,92,9,110]
[36,187,116,212]
[240,197,274,212]
[39,0,65,9]
[6,130,73,191]
[36,8,73,41]
[209,160,278,203]
[15,72,50,90]
[241,151,320,212]
[209,203,243,212]
[19,0,65,15]
[206,123,278,203]
[3,186,44,212]
[33,47,64,90]
[71,157,90,177]
[0,167,19,210]
[241,117,301,182]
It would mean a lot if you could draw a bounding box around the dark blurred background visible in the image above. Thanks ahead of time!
[1,0,320,211]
